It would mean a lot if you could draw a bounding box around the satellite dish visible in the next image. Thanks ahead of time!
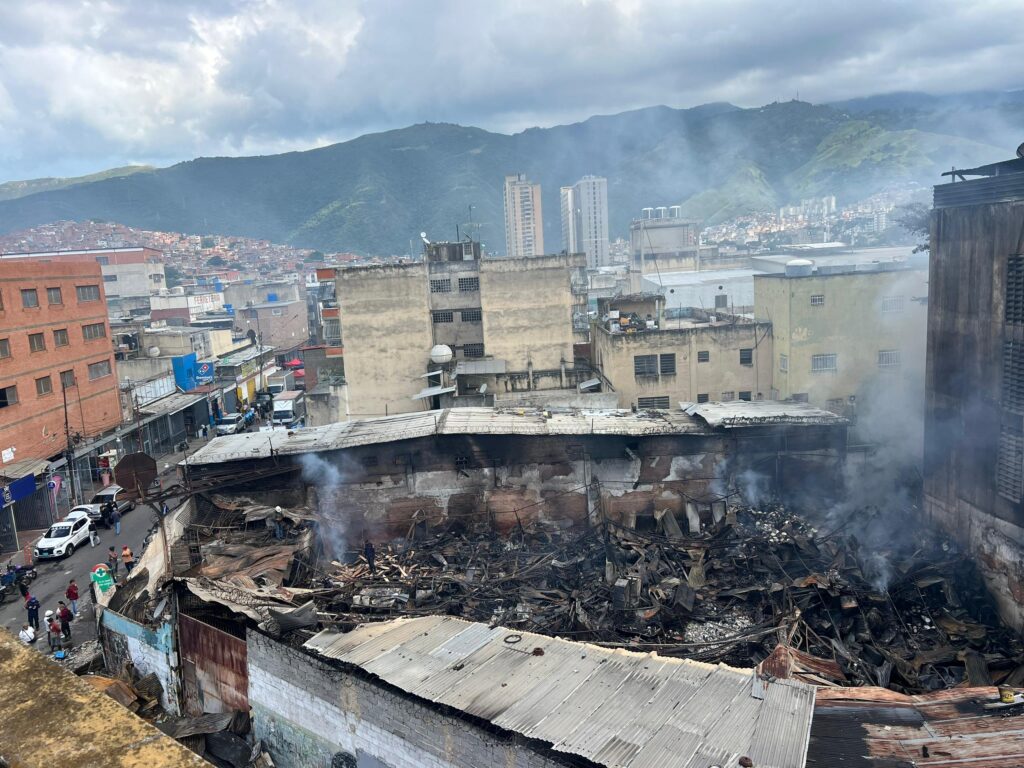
[420,231,431,245]
[429,344,453,365]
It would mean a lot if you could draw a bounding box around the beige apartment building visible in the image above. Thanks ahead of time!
[503,173,544,258]
[317,242,587,418]
[592,294,773,409]
[754,259,928,420]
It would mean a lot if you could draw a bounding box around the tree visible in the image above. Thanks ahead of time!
[207,254,226,267]
[304,250,325,262]
[894,203,930,253]
[165,265,183,288]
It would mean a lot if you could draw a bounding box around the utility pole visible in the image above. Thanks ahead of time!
[61,378,78,505]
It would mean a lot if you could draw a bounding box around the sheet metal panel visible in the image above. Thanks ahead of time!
[524,659,631,743]
[747,680,816,768]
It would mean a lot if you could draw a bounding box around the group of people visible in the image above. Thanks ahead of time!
[19,580,80,652]
[107,544,135,576]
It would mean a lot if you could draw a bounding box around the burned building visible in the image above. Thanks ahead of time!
[925,152,1024,632]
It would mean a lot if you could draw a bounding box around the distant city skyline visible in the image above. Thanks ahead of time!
[1,1,1022,180]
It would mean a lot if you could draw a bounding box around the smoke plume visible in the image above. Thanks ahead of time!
[299,453,348,561]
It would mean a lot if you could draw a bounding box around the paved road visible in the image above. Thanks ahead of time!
[0,499,164,647]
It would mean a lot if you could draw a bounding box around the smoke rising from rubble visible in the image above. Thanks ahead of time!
[299,453,348,561]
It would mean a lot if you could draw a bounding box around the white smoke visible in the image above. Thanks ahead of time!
[299,453,347,561]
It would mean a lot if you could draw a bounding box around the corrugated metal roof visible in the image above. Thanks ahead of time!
[139,391,205,417]
[303,616,814,768]
[412,385,456,400]
[683,401,847,428]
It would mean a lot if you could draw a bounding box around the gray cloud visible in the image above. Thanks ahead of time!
[1,0,1022,180]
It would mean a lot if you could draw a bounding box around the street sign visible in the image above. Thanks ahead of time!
[91,564,115,593]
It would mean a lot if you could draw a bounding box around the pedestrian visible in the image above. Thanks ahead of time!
[66,580,80,617]
[101,500,113,528]
[25,593,40,631]
[107,545,119,576]
[273,506,285,540]
[161,500,170,518]
[88,518,99,547]
[122,545,135,574]
[364,540,376,576]
[18,623,36,645]
[110,505,122,536]
[202,423,209,439]
[57,602,72,640]
[45,611,61,651]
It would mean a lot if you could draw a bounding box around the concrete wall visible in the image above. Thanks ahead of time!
[479,254,581,373]
[335,264,433,417]
[306,383,348,426]
[99,609,180,714]
[104,261,164,298]
[924,200,1024,632]
[593,322,773,407]
[247,629,577,768]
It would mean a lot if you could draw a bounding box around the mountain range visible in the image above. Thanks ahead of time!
[0,91,1020,254]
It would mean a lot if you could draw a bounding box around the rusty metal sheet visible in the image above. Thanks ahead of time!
[179,614,249,715]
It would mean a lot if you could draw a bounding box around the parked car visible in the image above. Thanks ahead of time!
[77,485,135,526]
[34,510,91,560]
[215,413,246,435]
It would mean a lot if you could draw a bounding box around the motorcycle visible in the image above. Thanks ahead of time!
[2,561,37,589]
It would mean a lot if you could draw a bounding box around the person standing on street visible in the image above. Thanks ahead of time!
[57,602,72,640]
[45,611,61,651]
[88,518,99,546]
[122,545,135,574]
[107,546,119,577]
[66,580,80,617]
[25,593,40,631]
[110,505,122,536]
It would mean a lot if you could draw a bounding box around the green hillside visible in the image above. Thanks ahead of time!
[0,94,1013,254]
[0,165,155,202]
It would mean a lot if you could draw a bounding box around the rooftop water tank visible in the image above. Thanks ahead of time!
[785,258,814,277]
[641,208,654,220]
[669,205,682,218]
[655,206,668,219]
[429,344,453,365]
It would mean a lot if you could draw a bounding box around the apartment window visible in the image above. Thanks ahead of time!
[791,392,809,403]
[880,295,905,313]
[0,385,17,408]
[696,393,709,403]
[463,343,484,358]
[1006,255,1024,324]
[88,359,112,380]
[634,354,658,377]
[47,287,63,305]
[460,309,482,322]
[637,396,671,409]
[103,274,118,282]
[82,322,107,340]
[323,318,341,345]
[811,353,838,373]
[826,398,845,412]
[0,339,9,359]
[35,376,52,396]
[659,353,676,375]
[1003,340,1024,413]
[810,294,825,307]
[76,284,101,302]
[60,370,76,389]
[21,289,39,308]
[779,353,789,372]
[715,294,728,309]
[432,311,454,324]
[697,350,710,363]
[95,256,110,265]
[738,391,752,401]
[429,279,451,293]
[721,391,736,402]
[878,349,901,369]
[997,424,1024,502]
[458,277,479,292]
[739,348,753,366]
[28,333,45,352]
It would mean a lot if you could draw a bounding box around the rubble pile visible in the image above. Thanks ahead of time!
[316,503,1024,695]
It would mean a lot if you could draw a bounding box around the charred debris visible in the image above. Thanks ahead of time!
[147,491,1024,697]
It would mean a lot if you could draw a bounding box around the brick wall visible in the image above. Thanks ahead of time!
[247,630,576,768]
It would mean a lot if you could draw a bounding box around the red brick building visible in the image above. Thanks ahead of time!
[0,260,121,471]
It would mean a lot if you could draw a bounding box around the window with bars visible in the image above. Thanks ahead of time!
[1003,340,1024,413]
[720,391,735,401]
[21,289,39,308]
[1006,255,1024,324]
[458,277,479,292]
[697,350,710,363]
[83,322,107,340]
[47,287,62,305]
[880,295,905,313]
[28,333,45,352]
[878,349,901,368]
[432,311,454,323]
[779,353,788,372]
[738,391,752,401]
[739,348,753,366]
[997,424,1024,502]
[76,284,101,302]
[35,376,52,396]
[454,455,470,470]
[0,385,17,408]
[460,309,482,322]
[323,318,341,345]
[637,396,670,409]
[88,359,112,380]
[463,343,484,358]
[634,354,658,377]
[811,353,837,373]
[429,279,451,293]
[696,393,709,403]
[810,295,825,306]
[659,353,676,375]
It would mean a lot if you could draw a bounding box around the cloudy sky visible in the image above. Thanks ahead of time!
[1,0,1021,180]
